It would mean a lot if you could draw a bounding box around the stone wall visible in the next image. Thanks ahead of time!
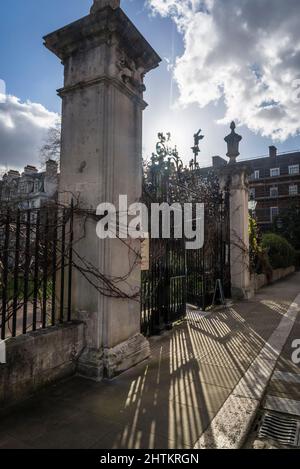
[252,266,295,291]
[0,322,85,410]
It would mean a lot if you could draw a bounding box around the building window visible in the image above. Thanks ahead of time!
[270,187,278,198]
[254,170,260,180]
[289,165,299,175]
[270,207,279,222]
[270,168,280,177]
[19,182,27,194]
[289,185,298,196]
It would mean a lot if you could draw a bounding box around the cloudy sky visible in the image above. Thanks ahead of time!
[1,0,300,171]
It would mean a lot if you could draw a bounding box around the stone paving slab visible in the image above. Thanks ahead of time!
[272,371,300,383]
[190,361,243,389]
[194,395,260,449]
[268,379,300,400]
[264,396,300,418]
[232,357,277,400]
[0,273,299,449]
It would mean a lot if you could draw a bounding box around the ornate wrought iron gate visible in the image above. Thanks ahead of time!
[141,238,186,336]
[141,133,231,337]
[186,188,231,309]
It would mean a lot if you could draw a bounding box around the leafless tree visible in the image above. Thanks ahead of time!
[40,120,61,167]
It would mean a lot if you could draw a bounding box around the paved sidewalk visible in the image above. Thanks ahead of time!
[264,316,300,416]
[0,273,299,449]
[245,292,300,449]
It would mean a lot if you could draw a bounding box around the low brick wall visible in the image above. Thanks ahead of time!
[0,322,85,409]
[252,266,295,292]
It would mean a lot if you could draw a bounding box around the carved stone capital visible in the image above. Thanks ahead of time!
[111,47,146,94]
[219,163,251,191]
[44,7,161,96]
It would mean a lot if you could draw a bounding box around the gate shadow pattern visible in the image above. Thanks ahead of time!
[0,297,286,449]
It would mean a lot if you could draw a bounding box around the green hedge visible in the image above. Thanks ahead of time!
[262,234,296,270]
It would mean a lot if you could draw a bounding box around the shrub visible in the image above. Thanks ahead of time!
[262,233,296,270]
[249,216,259,273]
[273,203,300,250]
[249,216,273,278]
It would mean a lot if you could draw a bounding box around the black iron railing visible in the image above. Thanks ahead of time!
[141,238,186,337]
[0,203,74,340]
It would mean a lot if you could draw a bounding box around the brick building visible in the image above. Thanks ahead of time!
[204,147,300,231]
[246,146,300,230]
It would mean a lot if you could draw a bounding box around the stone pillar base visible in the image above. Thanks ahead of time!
[77,348,104,382]
[103,333,150,379]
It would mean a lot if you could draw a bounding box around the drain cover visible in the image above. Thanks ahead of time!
[258,412,300,447]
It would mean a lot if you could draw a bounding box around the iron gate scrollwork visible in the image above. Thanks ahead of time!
[141,133,231,337]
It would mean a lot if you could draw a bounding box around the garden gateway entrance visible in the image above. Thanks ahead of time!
[140,134,231,337]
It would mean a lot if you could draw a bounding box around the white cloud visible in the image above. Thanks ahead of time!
[0,80,6,104]
[0,94,59,170]
[147,0,300,141]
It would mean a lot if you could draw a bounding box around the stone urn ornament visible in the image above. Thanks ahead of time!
[90,0,121,13]
[224,121,242,165]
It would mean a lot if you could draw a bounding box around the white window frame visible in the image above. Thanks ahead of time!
[34,180,40,193]
[270,207,279,222]
[270,168,280,177]
[19,182,27,194]
[289,184,298,196]
[270,186,278,198]
[289,165,299,175]
[254,170,260,180]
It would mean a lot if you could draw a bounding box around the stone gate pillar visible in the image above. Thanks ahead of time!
[219,123,253,300]
[44,1,161,379]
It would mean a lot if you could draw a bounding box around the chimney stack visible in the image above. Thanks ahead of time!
[23,165,38,175]
[7,170,20,179]
[269,145,277,158]
[46,159,58,175]
[5,170,20,183]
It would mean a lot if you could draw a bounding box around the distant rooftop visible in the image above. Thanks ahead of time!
[239,148,300,162]
[198,147,300,172]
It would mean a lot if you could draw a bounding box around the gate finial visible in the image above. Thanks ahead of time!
[224,121,242,165]
[191,129,204,167]
[90,0,120,14]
